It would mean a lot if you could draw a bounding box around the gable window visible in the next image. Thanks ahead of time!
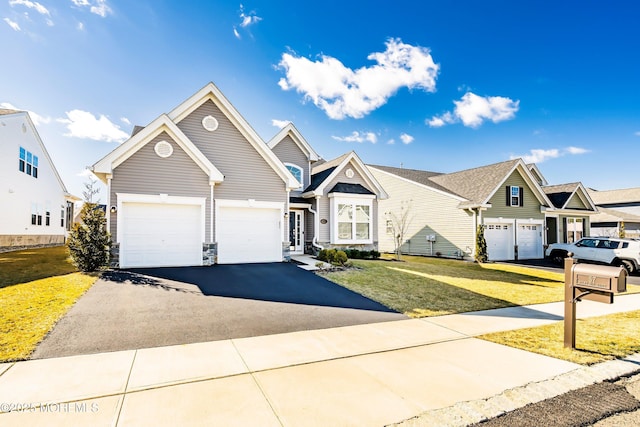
[19,147,38,178]
[330,195,374,244]
[507,186,523,207]
[285,163,303,186]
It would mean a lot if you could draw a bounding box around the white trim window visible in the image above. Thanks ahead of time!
[285,163,303,186]
[330,195,374,244]
[510,186,520,207]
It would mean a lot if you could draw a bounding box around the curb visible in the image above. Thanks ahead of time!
[393,352,640,426]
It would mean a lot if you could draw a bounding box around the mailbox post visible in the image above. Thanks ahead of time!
[564,254,628,349]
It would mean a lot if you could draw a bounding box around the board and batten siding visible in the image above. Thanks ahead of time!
[371,168,474,257]
[271,135,309,190]
[110,132,211,241]
[176,100,287,204]
[485,170,544,220]
[316,160,379,245]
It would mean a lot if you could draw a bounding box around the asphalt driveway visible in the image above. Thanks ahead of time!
[32,263,406,359]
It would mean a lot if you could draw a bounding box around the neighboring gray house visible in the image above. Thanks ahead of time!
[92,83,387,268]
[369,160,597,261]
[587,187,640,238]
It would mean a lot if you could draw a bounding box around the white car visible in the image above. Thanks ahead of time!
[545,237,640,274]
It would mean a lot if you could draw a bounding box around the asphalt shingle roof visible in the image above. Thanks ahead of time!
[328,183,374,195]
[587,188,640,205]
[542,183,581,208]
[0,108,21,116]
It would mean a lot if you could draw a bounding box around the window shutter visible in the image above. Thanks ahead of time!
[506,186,510,205]
[519,187,524,206]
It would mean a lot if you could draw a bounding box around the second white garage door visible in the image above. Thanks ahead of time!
[517,224,543,259]
[485,223,514,261]
[217,206,282,264]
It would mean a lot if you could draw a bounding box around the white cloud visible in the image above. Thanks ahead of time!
[120,117,131,125]
[566,146,589,155]
[332,131,378,144]
[3,17,21,31]
[271,119,290,128]
[387,139,395,145]
[234,4,261,39]
[71,0,112,18]
[0,102,51,125]
[427,92,519,128]
[634,131,640,136]
[9,0,50,16]
[77,21,84,31]
[511,146,589,164]
[278,38,439,120]
[57,109,129,143]
[400,133,414,144]
[77,168,96,178]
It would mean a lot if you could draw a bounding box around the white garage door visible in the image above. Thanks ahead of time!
[485,223,514,261]
[120,202,202,268]
[217,206,282,264]
[517,224,543,259]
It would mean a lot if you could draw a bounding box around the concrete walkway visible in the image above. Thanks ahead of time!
[1,294,639,426]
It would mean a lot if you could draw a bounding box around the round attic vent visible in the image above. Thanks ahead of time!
[345,168,355,178]
[154,140,173,158]
[202,115,219,132]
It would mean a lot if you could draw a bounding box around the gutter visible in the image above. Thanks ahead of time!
[308,196,324,252]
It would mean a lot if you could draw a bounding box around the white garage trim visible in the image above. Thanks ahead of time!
[116,193,206,243]
[484,218,515,261]
[515,219,544,259]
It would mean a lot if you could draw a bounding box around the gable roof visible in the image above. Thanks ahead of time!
[543,182,597,211]
[93,114,224,184]
[5,110,75,199]
[329,183,375,195]
[527,163,548,186]
[303,151,388,199]
[587,187,640,205]
[167,82,299,189]
[93,83,300,189]
[267,123,321,161]
[370,159,552,208]
[590,207,640,224]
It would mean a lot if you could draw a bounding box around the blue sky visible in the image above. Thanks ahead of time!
[2,1,638,200]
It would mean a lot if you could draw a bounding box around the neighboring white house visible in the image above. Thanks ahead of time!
[0,109,77,250]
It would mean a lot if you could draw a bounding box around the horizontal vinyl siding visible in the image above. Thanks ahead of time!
[318,197,330,242]
[565,194,588,210]
[111,132,211,241]
[271,135,309,190]
[176,100,286,203]
[321,160,376,196]
[371,168,474,257]
[485,171,544,220]
[306,200,315,242]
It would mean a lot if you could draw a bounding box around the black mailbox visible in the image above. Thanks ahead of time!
[571,263,627,293]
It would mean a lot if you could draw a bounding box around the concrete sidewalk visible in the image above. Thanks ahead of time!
[1,294,639,426]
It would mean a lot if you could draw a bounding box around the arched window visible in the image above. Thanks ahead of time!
[285,163,303,185]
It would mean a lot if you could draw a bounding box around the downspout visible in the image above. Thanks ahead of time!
[308,195,323,251]
[106,175,112,234]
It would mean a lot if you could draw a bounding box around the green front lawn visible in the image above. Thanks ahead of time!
[0,246,97,362]
[480,310,640,365]
[322,255,639,317]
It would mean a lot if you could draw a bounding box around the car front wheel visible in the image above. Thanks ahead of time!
[619,260,636,275]
[549,250,567,265]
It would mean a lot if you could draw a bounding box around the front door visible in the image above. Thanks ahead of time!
[289,210,304,254]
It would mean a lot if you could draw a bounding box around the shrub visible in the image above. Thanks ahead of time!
[317,249,329,262]
[67,202,111,272]
[370,250,380,259]
[475,224,488,263]
[333,250,348,266]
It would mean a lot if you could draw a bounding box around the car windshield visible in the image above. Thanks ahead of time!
[576,239,598,248]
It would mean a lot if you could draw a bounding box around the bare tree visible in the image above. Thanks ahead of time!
[82,177,100,203]
[385,200,413,260]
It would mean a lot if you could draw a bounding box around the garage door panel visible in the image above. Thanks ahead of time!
[485,223,513,261]
[120,202,202,268]
[217,206,282,264]
[517,224,543,259]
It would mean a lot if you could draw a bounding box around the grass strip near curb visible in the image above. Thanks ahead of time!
[479,310,640,365]
[0,273,97,362]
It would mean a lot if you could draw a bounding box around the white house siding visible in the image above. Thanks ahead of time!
[0,113,67,248]
[175,100,287,240]
[271,135,310,191]
[370,168,474,258]
[110,132,211,241]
